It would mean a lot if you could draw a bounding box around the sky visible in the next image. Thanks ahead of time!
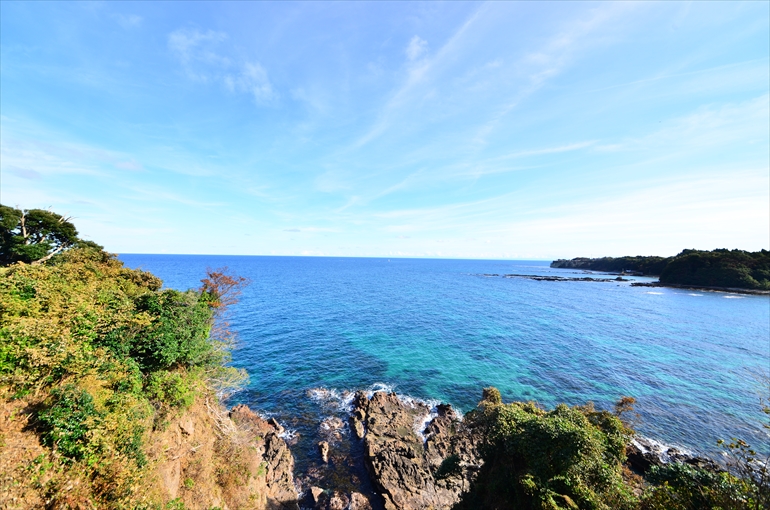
[1,1,768,259]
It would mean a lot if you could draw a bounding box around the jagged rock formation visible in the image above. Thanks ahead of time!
[626,436,721,474]
[352,391,482,510]
[228,403,300,509]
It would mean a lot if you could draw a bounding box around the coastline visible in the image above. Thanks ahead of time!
[275,388,726,509]
[631,281,770,296]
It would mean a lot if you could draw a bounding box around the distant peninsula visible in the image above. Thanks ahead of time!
[551,249,770,292]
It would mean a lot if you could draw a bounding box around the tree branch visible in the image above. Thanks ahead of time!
[20,210,29,244]
[31,243,68,265]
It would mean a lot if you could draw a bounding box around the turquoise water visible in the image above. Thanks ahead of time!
[120,255,770,462]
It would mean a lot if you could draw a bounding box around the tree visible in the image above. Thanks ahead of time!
[0,204,80,265]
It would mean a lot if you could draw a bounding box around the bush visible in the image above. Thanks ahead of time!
[145,370,195,410]
[38,384,102,460]
[130,290,215,371]
[457,390,635,510]
[640,462,749,510]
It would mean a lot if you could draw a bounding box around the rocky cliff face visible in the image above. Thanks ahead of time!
[146,399,300,510]
[353,391,482,510]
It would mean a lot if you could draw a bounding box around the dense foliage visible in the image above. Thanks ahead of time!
[659,249,770,290]
[550,256,672,275]
[454,388,769,510]
[552,249,770,289]
[0,204,83,265]
[456,390,636,510]
[0,244,246,508]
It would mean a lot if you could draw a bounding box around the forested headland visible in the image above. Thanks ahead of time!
[552,249,770,290]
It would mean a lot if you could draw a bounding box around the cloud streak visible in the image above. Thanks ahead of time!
[168,27,275,103]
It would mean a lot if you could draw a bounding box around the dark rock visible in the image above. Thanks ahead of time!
[264,431,299,508]
[327,491,349,510]
[229,404,274,437]
[268,417,285,434]
[229,404,299,509]
[349,492,373,510]
[626,441,661,473]
[355,391,481,510]
[626,437,722,475]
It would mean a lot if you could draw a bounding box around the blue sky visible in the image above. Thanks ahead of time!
[1,1,768,259]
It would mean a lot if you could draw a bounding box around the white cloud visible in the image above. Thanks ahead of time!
[224,62,274,103]
[168,28,275,104]
[596,93,769,153]
[168,28,229,69]
[114,13,142,29]
[406,36,428,62]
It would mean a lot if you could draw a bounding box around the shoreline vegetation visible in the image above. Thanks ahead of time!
[1,205,769,509]
[551,249,770,294]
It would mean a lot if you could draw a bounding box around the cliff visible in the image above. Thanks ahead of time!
[0,247,300,509]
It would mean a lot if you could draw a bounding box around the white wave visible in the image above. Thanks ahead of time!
[307,382,464,442]
[645,291,664,295]
[365,382,397,398]
[307,387,356,412]
[413,405,439,443]
[688,293,703,296]
[633,435,693,463]
[724,295,744,299]
[279,428,299,441]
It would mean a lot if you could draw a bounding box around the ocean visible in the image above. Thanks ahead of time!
[119,254,769,484]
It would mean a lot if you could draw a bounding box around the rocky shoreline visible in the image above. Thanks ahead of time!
[479,273,630,282]
[229,390,725,510]
[630,281,770,295]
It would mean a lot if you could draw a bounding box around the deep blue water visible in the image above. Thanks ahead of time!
[120,255,770,464]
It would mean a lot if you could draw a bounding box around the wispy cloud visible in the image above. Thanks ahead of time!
[126,185,226,208]
[224,62,274,103]
[282,227,338,233]
[168,27,275,103]
[406,36,428,62]
[168,28,230,76]
[1,135,112,178]
[114,13,142,29]
[596,93,769,153]
[353,4,488,148]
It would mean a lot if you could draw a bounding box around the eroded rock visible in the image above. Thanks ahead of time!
[318,441,330,463]
[355,391,481,510]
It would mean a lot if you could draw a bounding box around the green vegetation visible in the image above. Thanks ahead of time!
[660,249,770,290]
[2,205,767,508]
[0,216,247,508]
[639,463,749,510]
[552,249,770,290]
[456,388,769,510]
[550,256,672,275]
[457,391,636,510]
[0,204,83,265]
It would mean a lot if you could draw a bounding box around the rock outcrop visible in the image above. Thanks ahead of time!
[228,404,300,509]
[353,391,481,510]
[626,436,721,474]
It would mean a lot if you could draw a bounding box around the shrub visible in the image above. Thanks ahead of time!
[130,290,215,371]
[640,462,749,510]
[144,370,195,410]
[457,389,635,510]
[38,383,102,460]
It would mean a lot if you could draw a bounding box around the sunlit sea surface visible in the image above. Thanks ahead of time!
[120,255,770,467]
